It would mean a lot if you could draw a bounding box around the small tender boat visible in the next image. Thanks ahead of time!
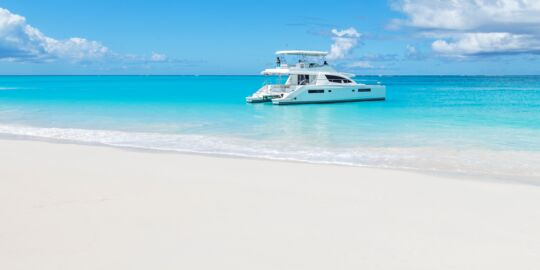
[246,50,386,105]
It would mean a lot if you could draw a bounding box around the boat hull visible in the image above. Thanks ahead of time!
[269,84,385,105]
[272,97,385,105]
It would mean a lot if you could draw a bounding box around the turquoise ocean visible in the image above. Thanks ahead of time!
[1,76,539,182]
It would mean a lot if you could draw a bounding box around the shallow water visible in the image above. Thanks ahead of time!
[1,75,539,181]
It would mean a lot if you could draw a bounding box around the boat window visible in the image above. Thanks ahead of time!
[358,88,371,92]
[308,90,324,94]
[325,75,352,83]
[298,74,310,85]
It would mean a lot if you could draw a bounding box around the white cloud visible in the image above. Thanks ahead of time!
[432,32,540,55]
[150,52,167,62]
[327,27,361,60]
[347,61,373,68]
[47,38,109,61]
[393,0,540,56]
[0,8,109,62]
[395,0,540,31]
[405,44,416,55]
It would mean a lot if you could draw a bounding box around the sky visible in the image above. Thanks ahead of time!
[1,0,540,75]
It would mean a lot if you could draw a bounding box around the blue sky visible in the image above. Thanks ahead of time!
[1,0,540,75]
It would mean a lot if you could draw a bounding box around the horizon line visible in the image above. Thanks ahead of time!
[2,74,540,77]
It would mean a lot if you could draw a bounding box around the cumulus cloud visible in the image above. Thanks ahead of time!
[395,0,540,31]
[0,8,109,62]
[393,0,540,56]
[327,27,361,60]
[432,33,540,55]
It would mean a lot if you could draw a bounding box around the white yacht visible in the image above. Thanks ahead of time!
[246,50,385,105]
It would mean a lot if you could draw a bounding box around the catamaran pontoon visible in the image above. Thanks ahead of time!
[246,50,385,105]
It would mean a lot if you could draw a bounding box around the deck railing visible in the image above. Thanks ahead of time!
[256,84,296,94]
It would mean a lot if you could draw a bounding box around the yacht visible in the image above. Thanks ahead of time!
[246,50,386,105]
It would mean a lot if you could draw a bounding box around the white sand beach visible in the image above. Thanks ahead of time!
[1,139,539,270]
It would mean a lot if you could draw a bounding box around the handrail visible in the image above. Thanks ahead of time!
[257,84,297,94]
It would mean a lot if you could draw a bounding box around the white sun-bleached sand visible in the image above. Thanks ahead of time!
[1,139,539,270]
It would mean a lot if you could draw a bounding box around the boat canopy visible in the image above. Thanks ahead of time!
[276,50,328,57]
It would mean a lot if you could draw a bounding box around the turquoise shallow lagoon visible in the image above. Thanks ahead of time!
[1,75,539,182]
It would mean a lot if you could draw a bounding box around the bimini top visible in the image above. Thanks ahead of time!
[276,50,328,57]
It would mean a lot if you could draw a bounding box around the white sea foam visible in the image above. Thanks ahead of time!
[0,124,539,183]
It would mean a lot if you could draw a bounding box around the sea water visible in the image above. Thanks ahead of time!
[1,75,539,182]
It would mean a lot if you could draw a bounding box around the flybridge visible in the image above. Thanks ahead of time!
[267,50,331,75]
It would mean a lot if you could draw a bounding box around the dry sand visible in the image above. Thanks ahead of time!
[1,139,539,270]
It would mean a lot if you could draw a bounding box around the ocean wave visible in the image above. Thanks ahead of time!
[0,124,539,183]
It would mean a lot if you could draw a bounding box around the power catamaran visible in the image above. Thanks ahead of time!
[246,50,386,105]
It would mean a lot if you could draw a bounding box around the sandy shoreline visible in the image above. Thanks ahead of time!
[1,138,539,269]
